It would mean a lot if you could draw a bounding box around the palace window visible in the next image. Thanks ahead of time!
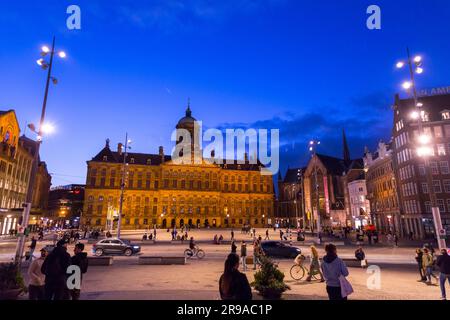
[440,161,449,174]
[433,180,442,193]
[437,144,446,156]
[434,126,443,138]
[437,199,446,213]
[430,162,439,175]
[422,183,428,194]
[442,110,450,120]
[425,202,432,213]
[443,180,450,193]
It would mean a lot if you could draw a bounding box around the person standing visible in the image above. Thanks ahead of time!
[219,253,252,300]
[231,229,235,241]
[240,241,247,272]
[321,243,350,300]
[231,240,237,254]
[41,239,71,300]
[69,243,89,300]
[279,230,283,241]
[415,249,427,281]
[153,226,157,240]
[28,236,37,260]
[422,248,438,285]
[394,234,399,247]
[28,248,47,300]
[306,246,324,282]
[436,248,450,300]
[265,229,270,240]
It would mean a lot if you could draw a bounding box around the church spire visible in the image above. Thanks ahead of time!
[186,98,192,117]
[342,129,350,163]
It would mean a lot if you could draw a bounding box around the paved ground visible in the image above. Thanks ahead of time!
[2,228,446,300]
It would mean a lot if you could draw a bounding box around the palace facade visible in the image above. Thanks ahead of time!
[82,106,275,229]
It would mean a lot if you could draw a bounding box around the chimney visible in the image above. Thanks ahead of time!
[244,152,248,163]
[159,146,164,162]
[117,143,123,155]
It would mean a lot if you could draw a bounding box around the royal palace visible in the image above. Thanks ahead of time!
[82,105,275,229]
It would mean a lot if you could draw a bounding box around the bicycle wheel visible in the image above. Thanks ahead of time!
[184,249,193,259]
[290,265,305,280]
[196,249,205,259]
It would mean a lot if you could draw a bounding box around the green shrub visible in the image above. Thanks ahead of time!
[251,256,290,298]
[0,262,27,293]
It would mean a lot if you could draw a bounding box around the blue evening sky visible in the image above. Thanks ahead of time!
[1,0,450,186]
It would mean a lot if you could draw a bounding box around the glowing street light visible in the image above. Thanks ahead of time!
[418,134,431,144]
[396,61,405,68]
[414,55,422,63]
[402,81,412,90]
[410,111,419,120]
[41,122,55,135]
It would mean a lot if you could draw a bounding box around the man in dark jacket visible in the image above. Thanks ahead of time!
[69,243,89,300]
[436,249,450,300]
[41,239,71,300]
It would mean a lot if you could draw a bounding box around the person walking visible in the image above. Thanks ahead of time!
[321,243,350,300]
[394,234,399,247]
[265,229,270,240]
[153,226,157,240]
[41,239,71,300]
[28,248,47,300]
[423,248,438,285]
[69,243,89,300]
[28,236,37,260]
[240,241,247,272]
[252,240,262,270]
[415,249,427,281]
[231,240,237,254]
[219,253,252,300]
[355,246,367,268]
[436,248,450,300]
[306,246,324,282]
[279,230,283,241]
[231,229,234,241]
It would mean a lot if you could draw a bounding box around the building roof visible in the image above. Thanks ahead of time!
[316,153,363,175]
[90,145,263,171]
[395,92,450,122]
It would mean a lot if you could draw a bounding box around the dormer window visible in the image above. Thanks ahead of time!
[102,156,108,161]
[146,159,151,165]
[442,110,450,120]
[130,158,135,164]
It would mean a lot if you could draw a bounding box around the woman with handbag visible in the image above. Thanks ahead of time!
[321,243,352,300]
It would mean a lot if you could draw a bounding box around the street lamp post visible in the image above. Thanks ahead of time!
[15,37,66,264]
[297,168,306,229]
[309,139,321,243]
[117,133,131,239]
[396,48,447,250]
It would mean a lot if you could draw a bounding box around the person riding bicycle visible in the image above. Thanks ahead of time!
[189,237,197,252]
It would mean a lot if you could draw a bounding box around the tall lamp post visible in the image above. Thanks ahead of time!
[297,168,306,229]
[117,133,132,239]
[15,37,66,264]
[309,139,321,243]
[396,48,447,250]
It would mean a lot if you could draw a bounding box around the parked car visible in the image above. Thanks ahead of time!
[260,241,301,259]
[93,238,141,256]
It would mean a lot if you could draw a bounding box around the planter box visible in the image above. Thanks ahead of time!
[342,258,365,268]
[139,256,163,265]
[161,256,186,265]
[87,256,113,266]
[138,256,185,265]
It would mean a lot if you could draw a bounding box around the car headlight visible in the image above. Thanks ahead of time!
[133,246,140,249]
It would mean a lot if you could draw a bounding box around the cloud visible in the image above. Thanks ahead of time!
[215,92,393,171]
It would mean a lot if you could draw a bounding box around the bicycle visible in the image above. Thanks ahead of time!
[184,247,205,259]
[290,264,320,281]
